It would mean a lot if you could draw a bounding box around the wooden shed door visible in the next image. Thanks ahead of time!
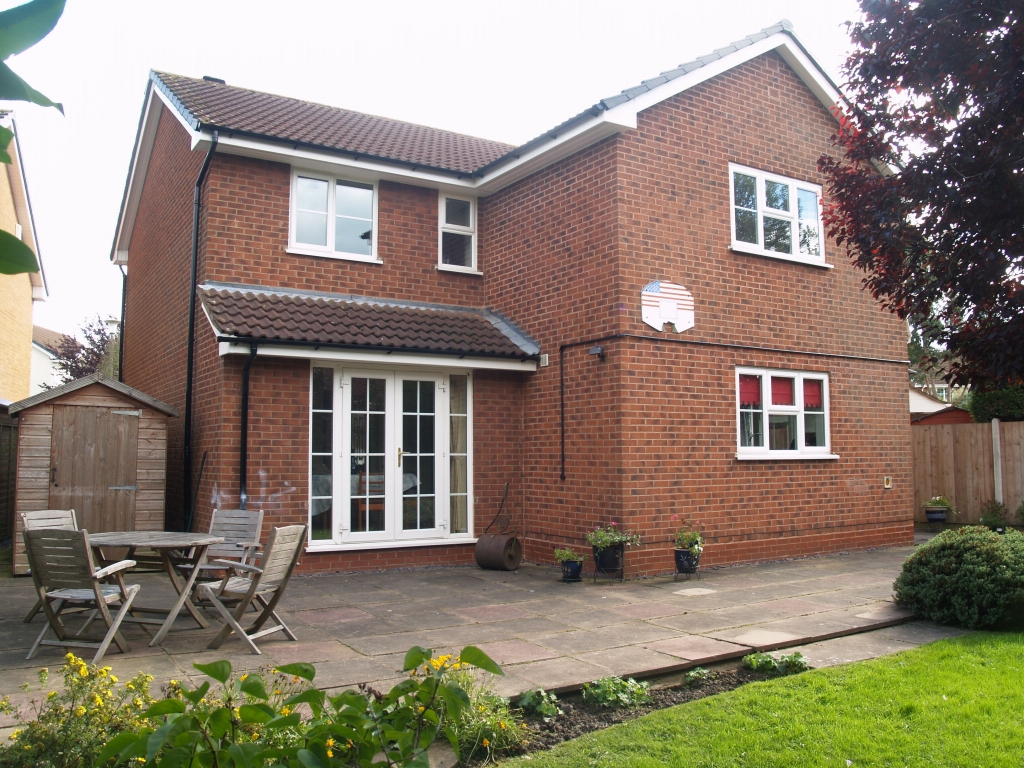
[49,405,139,533]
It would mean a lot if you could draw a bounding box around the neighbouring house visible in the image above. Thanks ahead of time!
[31,325,70,394]
[909,387,973,425]
[0,113,46,403]
[111,21,913,576]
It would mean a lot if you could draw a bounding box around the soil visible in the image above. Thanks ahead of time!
[462,665,775,765]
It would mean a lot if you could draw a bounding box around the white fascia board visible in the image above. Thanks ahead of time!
[112,89,168,265]
[218,341,538,372]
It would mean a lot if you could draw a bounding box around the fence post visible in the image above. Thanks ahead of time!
[992,418,1003,504]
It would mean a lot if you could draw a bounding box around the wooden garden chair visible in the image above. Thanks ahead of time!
[177,507,265,586]
[198,524,305,655]
[23,528,140,664]
[21,510,78,623]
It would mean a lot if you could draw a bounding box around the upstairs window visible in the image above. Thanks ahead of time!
[735,368,833,459]
[438,193,478,272]
[290,170,378,262]
[729,163,825,267]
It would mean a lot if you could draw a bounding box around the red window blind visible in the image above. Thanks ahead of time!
[739,375,762,407]
[771,376,795,406]
[804,379,823,409]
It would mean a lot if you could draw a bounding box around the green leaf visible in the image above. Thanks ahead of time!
[239,675,268,700]
[155,747,192,768]
[141,699,187,718]
[147,716,189,764]
[207,707,232,739]
[0,227,37,274]
[296,748,325,768]
[403,646,433,671]
[274,662,316,682]
[458,645,504,676]
[96,732,140,766]
[193,660,232,684]
[282,688,325,714]
[238,704,273,724]
[0,60,60,113]
[181,681,210,704]
[264,711,301,729]
[436,683,470,719]
[228,742,262,768]
[443,724,461,760]
[0,0,63,59]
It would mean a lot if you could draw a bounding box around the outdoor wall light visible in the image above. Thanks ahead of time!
[589,345,606,362]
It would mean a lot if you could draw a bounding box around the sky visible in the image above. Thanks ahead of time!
[10,0,863,338]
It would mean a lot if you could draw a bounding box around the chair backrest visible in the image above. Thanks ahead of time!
[23,528,98,592]
[255,525,306,591]
[21,509,78,532]
[207,508,264,561]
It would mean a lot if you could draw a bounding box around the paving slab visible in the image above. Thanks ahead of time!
[645,634,751,661]
[474,640,559,666]
[574,646,682,677]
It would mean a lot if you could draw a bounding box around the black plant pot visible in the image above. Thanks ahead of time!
[674,547,700,576]
[560,560,584,582]
[592,543,625,582]
[923,506,948,523]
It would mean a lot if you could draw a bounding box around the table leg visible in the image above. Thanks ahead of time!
[149,545,211,646]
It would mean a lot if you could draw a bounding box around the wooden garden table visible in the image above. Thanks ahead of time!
[89,531,224,646]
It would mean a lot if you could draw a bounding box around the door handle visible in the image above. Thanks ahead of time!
[397,447,404,467]
[50,466,58,487]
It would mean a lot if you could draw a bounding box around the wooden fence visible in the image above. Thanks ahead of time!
[912,420,1024,523]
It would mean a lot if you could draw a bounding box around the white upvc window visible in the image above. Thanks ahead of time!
[729,163,826,267]
[289,169,380,262]
[308,365,474,548]
[735,367,836,460]
[438,192,478,273]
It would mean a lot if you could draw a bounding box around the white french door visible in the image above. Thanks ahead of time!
[338,369,448,543]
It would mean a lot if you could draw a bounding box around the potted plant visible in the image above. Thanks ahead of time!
[673,528,703,580]
[554,547,585,582]
[922,496,955,523]
[585,522,641,582]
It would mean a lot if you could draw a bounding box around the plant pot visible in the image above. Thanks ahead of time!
[592,543,625,581]
[559,560,584,582]
[923,506,948,523]
[674,547,700,574]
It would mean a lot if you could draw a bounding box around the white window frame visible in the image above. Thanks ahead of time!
[437,192,479,274]
[734,367,838,460]
[307,364,475,551]
[728,163,830,268]
[288,168,381,263]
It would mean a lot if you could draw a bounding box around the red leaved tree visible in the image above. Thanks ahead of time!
[819,0,1023,387]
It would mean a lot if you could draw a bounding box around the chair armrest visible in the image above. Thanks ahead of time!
[211,559,262,574]
[94,560,137,579]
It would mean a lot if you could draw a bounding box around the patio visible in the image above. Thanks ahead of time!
[0,541,954,717]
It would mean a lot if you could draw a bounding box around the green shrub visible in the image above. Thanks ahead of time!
[893,526,1024,628]
[0,654,155,768]
[516,688,562,721]
[442,665,526,762]
[980,500,1009,527]
[968,385,1024,423]
[1017,500,1024,525]
[684,667,715,686]
[741,652,808,676]
[553,548,585,563]
[581,677,651,708]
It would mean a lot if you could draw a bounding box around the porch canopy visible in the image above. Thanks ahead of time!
[199,282,539,370]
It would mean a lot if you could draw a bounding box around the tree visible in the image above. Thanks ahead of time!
[52,316,119,384]
[0,0,65,276]
[819,0,1023,388]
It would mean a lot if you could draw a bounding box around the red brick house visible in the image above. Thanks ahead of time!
[111,21,913,576]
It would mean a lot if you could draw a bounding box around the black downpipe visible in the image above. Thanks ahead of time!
[239,344,257,510]
[117,265,127,382]
[182,131,218,531]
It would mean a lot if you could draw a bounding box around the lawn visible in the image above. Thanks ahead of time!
[505,632,1024,768]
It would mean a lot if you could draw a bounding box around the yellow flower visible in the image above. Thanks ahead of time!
[109,675,118,683]
[482,738,490,747]
[273,689,281,695]
[168,680,178,686]
[93,694,103,706]
[292,675,299,683]
[240,674,248,681]
[233,707,241,717]
[325,739,335,748]
[73,705,86,717]
[78,666,89,678]
[134,698,143,707]
[326,749,334,759]
[46,691,56,699]
[126,682,134,691]
[8,729,20,740]
[280,706,291,716]
[499,721,506,729]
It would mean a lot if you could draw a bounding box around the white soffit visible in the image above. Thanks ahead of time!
[218,342,538,372]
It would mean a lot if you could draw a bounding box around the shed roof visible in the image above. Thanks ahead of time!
[8,372,179,416]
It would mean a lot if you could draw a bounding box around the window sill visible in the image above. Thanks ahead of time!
[734,453,840,461]
[286,246,383,265]
[306,537,477,553]
[436,264,483,276]
[730,242,834,269]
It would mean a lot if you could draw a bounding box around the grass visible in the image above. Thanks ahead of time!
[505,633,1024,767]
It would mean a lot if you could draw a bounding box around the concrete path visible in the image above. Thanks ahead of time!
[0,543,935,721]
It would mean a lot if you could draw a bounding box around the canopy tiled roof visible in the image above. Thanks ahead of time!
[199,283,539,360]
[153,72,515,176]
[32,325,71,355]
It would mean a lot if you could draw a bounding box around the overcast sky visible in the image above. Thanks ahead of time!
[11,0,862,338]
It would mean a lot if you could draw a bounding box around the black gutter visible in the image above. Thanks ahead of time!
[117,265,126,381]
[559,332,911,481]
[215,335,538,362]
[183,130,218,531]
[239,344,257,510]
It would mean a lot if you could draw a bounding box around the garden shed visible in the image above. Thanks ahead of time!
[8,372,177,574]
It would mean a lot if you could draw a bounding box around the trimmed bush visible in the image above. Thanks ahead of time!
[968,385,1024,423]
[894,526,1024,628]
